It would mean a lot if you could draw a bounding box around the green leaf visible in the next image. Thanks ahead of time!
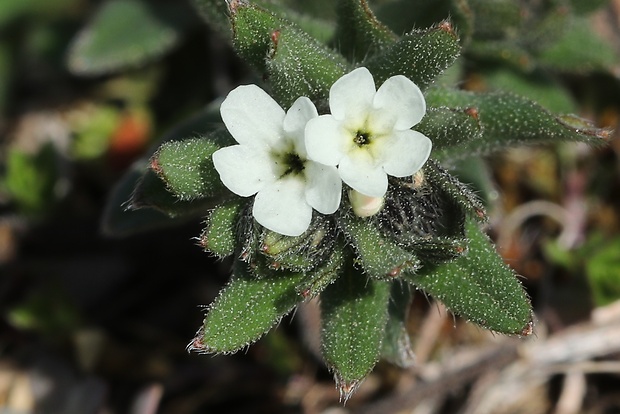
[337,207,421,280]
[101,103,224,237]
[364,21,461,90]
[151,129,234,201]
[403,219,533,335]
[200,199,245,258]
[381,281,415,367]
[424,159,487,222]
[230,2,347,108]
[190,260,305,353]
[67,0,194,75]
[320,264,390,399]
[295,243,345,299]
[417,106,482,158]
[334,0,397,62]
[425,88,607,161]
[537,17,618,73]
[130,168,220,218]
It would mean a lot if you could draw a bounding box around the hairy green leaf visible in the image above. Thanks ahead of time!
[403,220,533,335]
[425,88,607,162]
[191,260,305,354]
[227,1,346,109]
[334,0,397,62]
[200,199,244,258]
[380,281,415,367]
[337,207,421,280]
[364,20,461,90]
[320,265,390,400]
[151,129,234,201]
[417,106,482,158]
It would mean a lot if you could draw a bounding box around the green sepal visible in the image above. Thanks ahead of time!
[380,280,415,368]
[67,0,195,75]
[230,1,347,107]
[150,129,234,201]
[200,199,245,258]
[364,21,461,90]
[424,159,487,223]
[320,263,391,400]
[296,242,345,300]
[337,207,421,280]
[403,219,533,335]
[189,260,306,354]
[266,23,348,109]
[334,0,397,62]
[260,214,336,272]
[425,88,608,162]
[407,236,468,264]
[417,106,482,159]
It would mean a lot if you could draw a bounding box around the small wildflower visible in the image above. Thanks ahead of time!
[213,85,342,236]
[305,67,432,197]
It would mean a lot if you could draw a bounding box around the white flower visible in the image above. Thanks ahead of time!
[212,85,342,237]
[305,67,432,198]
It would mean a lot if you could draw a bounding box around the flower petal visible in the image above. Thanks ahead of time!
[220,85,286,150]
[212,145,277,197]
[373,75,426,130]
[283,96,318,135]
[253,177,312,236]
[339,154,388,197]
[381,130,432,177]
[304,162,342,214]
[284,96,318,158]
[305,115,349,166]
[329,67,375,123]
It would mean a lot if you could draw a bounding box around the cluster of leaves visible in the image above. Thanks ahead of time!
[91,0,612,398]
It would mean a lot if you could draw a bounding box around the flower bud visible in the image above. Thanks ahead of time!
[348,189,385,217]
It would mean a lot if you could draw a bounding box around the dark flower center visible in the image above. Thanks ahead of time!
[281,152,305,177]
[354,131,371,146]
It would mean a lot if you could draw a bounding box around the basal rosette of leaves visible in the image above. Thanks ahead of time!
[104,0,610,400]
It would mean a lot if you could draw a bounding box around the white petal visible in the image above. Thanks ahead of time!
[339,154,388,197]
[220,85,285,150]
[304,162,342,214]
[212,145,277,197]
[253,178,312,236]
[305,115,349,166]
[284,96,318,158]
[373,75,426,130]
[283,96,318,135]
[381,130,432,177]
[329,67,375,123]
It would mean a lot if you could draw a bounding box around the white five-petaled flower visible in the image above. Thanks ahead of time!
[305,67,432,198]
[212,85,342,237]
